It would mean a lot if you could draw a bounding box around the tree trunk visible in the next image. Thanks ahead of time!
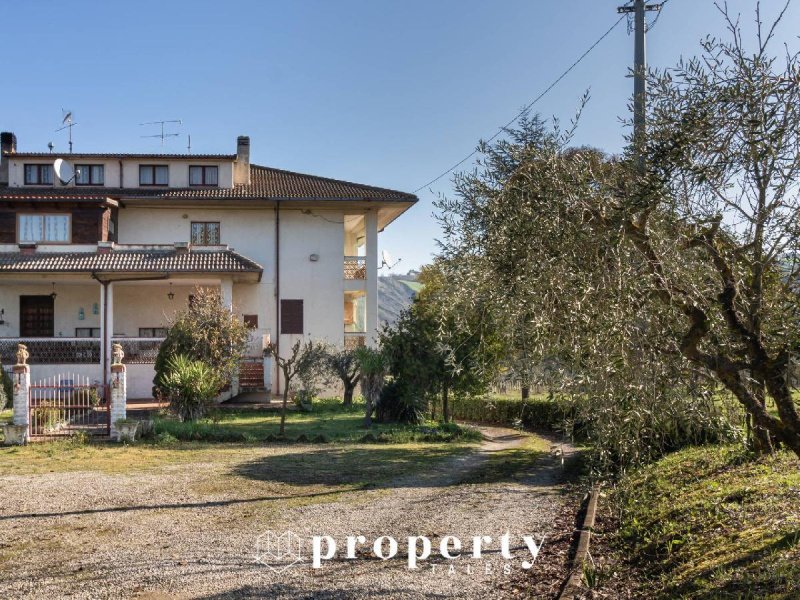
[431,396,437,421]
[343,382,354,407]
[279,388,289,436]
[442,385,450,423]
[750,379,773,455]
[521,386,530,401]
[364,394,373,428]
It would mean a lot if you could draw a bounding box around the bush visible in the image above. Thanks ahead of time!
[376,380,425,424]
[0,362,12,410]
[158,355,223,422]
[153,287,250,398]
[450,394,573,432]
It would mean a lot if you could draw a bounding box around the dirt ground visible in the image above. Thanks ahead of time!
[0,427,580,599]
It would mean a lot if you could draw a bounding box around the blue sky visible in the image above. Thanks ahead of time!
[2,0,798,270]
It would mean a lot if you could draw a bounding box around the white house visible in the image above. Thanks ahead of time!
[0,132,417,401]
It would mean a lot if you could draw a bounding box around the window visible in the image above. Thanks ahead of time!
[18,214,70,243]
[191,222,220,245]
[139,165,169,186]
[75,165,104,185]
[280,299,304,334]
[75,327,100,338]
[243,314,259,329]
[24,164,53,185]
[138,327,168,338]
[189,165,218,186]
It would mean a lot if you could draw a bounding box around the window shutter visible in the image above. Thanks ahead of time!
[280,300,303,334]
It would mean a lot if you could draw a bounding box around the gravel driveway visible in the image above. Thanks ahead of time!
[0,427,577,599]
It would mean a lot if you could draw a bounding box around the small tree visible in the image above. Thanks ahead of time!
[356,346,386,428]
[265,339,327,435]
[153,286,250,405]
[324,347,361,407]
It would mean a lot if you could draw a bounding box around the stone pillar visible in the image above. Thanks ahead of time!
[365,210,379,348]
[110,363,127,441]
[109,343,127,440]
[12,363,29,427]
[4,349,30,445]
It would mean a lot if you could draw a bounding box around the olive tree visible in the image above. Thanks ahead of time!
[265,339,327,435]
[437,4,800,462]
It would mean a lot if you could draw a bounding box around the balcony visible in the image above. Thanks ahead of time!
[344,332,366,350]
[344,256,366,280]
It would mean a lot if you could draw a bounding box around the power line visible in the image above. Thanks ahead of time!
[413,11,630,194]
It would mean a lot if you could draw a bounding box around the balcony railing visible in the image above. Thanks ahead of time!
[0,338,100,365]
[344,332,367,350]
[344,256,367,280]
[0,337,166,365]
[112,337,165,364]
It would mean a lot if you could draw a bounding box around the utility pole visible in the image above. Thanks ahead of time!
[618,1,661,171]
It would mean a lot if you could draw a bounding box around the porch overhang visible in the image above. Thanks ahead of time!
[0,244,263,283]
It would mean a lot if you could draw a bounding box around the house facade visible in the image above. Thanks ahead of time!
[0,132,417,399]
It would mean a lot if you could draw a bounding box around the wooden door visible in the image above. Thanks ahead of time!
[20,295,54,337]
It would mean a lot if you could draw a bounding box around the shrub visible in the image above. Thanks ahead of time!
[158,355,223,422]
[153,287,250,398]
[0,361,12,410]
[376,379,425,424]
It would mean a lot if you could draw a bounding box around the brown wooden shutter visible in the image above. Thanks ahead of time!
[280,300,303,334]
[0,211,14,243]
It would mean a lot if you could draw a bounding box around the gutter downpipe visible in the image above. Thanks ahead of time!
[275,201,281,395]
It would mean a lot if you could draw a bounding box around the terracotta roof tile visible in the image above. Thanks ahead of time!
[0,248,263,275]
[0,164,417,203]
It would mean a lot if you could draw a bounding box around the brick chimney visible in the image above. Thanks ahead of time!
[234,135,250,185]
[0,132,17,186]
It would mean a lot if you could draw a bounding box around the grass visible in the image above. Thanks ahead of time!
[0,399,482,477]
[153,398,482,444]
[612,444,800,599]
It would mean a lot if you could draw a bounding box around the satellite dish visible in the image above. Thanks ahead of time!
[380,250,401,270]
[62,110,73,125]
[53,158,75,185]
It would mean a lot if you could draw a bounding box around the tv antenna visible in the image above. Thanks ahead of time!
[140,119,182,146]
[380,249,401,270]
[55,109,77,153]
[187,134,192,153]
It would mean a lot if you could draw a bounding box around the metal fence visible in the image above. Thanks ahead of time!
[29,373,109,437]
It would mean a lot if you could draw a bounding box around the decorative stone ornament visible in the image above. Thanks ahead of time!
[112,343,125,366]
[15,343,28,366]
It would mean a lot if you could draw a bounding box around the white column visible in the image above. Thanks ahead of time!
[220,278,234,312]
[99,282,106,383]
[105,283,115,382]
[365,211,379,347]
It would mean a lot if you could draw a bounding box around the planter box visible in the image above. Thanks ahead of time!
[3,424,28,446]
[114,421,139,443]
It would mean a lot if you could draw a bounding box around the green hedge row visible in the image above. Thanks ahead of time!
[450,394,574,431]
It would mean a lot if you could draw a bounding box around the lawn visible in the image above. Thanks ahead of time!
[611,445,800,599]
[0,400,482,477]
[152,398,483,443]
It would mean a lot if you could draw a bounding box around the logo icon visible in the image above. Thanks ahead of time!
[255,530,304,572]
